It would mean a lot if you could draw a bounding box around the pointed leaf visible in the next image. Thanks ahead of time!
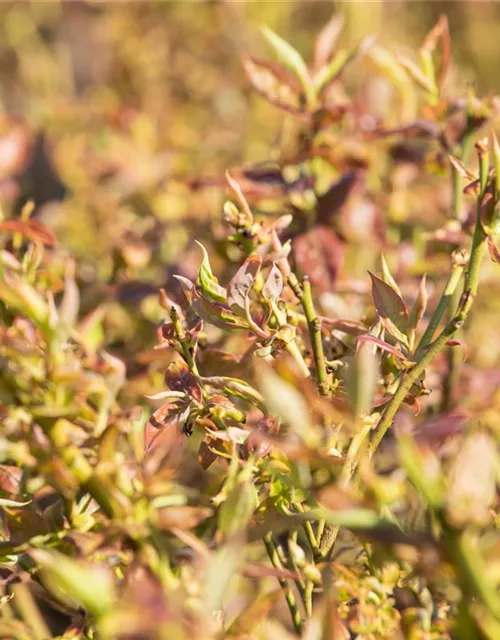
[448,155,477,181]
[397,54,435,93]
[380,254,402,296]
[314,36,375,95]
[173,275,196,305]
[242,55,304,115]
[313,14,344,70]
[227,254,262,314]
[195,241,227,303]
[487,236,500,264]
[262,263,283,301]
[357,334,409,362]
[408,274,428,332]
[261,26,313,105]
[369,272,409,346]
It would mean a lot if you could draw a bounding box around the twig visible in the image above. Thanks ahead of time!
[370,140,489,457]
[300,277,329,395]
[263,533,303,634]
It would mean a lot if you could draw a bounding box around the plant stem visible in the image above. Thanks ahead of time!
[170,306,201,379]
[295,502,321,560]
[416,262,464,351]
[263,533,303,634]
[270,299,311,378]
[318,419,373,559]
[299,277,328,395]
[369,194,487,457]
[441,284,462,410]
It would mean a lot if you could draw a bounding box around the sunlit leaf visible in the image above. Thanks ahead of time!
[195,241,227,303]
[369,272,409,346]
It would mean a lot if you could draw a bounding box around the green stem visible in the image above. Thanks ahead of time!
[295,503,321,560]
[299,277,328,395]
[170,307,201,379]
[370,197,487,457]
[417,262,464,351]
[441,284,462,411]
[318,419,373,559]
[263,533,303,634]
[270,299,311,378]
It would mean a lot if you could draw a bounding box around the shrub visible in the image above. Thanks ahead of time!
[1,12,500,640]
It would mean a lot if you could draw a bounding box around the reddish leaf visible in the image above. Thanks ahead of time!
[165,361,203,403]
[448,155,476,181]
[445,339,469,361]
[487,236,500,264]
[0,465,22,496]
[316,170,365,225]
[421,15,451,91]
[369,272,409,346]
[357,334,409,362]
[198,438,218,470]
[242,54,304,115]
[293,226,344,293]
[0,220,56,247]
[313,14,344,71]
[411,410,468,448]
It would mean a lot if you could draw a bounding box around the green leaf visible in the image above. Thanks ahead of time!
[313,36,374,95]
[369,272,409,347]
[31,549,115,619]
[0,498,31,508]
[195,241,227,303]
[380,254,402,297]
[408,274,428,333]
[261,26,314,106]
